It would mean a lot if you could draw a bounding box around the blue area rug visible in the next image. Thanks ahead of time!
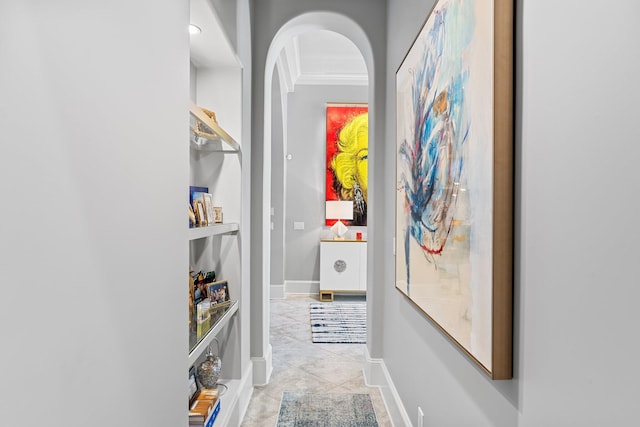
[310,302,366,344]
[276,392,378,427]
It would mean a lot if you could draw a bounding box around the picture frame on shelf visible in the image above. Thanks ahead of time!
[194,200,207,226]
[188,204,197,227]
[212,206,223,224]
[202,193,215,225]
[208,280,231,308]
[188,366,201,406]
[190,186,209,207]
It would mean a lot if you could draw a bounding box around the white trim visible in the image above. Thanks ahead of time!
[282,37,301,91]
[284,280,319,295]
[276,54,294,93]
[364,347,413,427]
[296,73,368,86]
[237,363,255,425]
[251,344,273,386]
[270,283,286,299]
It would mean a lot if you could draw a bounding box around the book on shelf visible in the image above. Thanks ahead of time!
[189,388,219,420]
[189,397,220,427]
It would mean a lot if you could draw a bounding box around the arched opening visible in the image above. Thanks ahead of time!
[258,11,376,384]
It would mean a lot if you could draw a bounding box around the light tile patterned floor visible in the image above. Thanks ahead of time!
[240,294,392,426]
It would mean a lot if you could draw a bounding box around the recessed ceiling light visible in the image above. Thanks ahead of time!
[189,24,201,35]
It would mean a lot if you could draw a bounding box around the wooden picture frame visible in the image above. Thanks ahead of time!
[194,200,206,227]
[207,280,231,308]
[212,207,223,224]
[202,193,215,225]
[395,0,513,379]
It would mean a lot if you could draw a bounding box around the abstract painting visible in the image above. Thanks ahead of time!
[326,103,368,226]
[395,0,513,379]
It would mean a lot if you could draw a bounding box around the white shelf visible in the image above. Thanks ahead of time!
[189,223,239,241]
[189,300,239,367]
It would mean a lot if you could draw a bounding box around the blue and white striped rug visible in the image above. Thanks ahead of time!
[310,302,366,344]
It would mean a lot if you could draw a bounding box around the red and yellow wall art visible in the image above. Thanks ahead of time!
[325,103,368,226]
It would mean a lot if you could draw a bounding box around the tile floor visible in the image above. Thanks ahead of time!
[240,294,392,426]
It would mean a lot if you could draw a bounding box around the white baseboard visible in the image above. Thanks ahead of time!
[363,347,412,427]
[270,283,285,299]
[284,280,319,295]
[237,363,254,424]
[251,344,273,386]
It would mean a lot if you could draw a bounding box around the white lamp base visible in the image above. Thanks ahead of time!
[331,220,348,240]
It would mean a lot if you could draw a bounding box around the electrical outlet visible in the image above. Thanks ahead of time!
[294,221,305,230]
[418,407,424,427]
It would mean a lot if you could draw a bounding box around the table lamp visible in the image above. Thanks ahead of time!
[325,200,354,240]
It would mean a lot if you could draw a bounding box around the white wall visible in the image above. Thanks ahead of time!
[0,2,188,426]
[283,85,367,282]
[383,0,640,425]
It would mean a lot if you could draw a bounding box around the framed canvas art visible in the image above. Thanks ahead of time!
[326,103,368,226]
[395,0,513,379]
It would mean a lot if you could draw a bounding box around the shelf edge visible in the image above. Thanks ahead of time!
[188,300,239,367]
[189,223,239,240]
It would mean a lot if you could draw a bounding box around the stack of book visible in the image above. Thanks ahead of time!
[189,389,220,427]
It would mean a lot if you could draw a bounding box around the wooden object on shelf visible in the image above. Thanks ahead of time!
[189,102,240,152]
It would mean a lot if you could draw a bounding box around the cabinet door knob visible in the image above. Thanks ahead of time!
[334,260,347,273]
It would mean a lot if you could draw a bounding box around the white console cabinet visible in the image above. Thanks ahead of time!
[319,239,367,301]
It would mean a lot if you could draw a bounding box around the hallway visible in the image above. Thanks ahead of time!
[241,295,392,426]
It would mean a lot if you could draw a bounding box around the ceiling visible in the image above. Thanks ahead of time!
[189,0,367,88]
[279,30,368,91]
[189,0,238,69]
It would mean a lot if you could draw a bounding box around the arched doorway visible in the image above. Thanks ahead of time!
[256,11,376,385]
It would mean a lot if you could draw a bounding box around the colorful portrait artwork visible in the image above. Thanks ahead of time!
[396,0,513,378]
[326,104,369,226]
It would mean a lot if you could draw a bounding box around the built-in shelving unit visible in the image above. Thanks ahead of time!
[187,1,249,425]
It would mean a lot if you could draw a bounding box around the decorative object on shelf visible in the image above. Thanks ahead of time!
[208,280,231,308]
[333,259,347,273]
[325,103,369,226]
[197,107,218,131]
[194,200,206,226]
[190,186,209,207]
[212,206,223,223]
[188,366,200,406]
[189,204,197,227]
[189,268,196,324]
[325,200,353,240]
[203,270,216,283]
[192,105,222,143]
[189,102,241,152]
[195,299,211,337]
[196,339,222,389]
[202,193,215,225]
[395,0,514,379]
[192,270,216,305]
